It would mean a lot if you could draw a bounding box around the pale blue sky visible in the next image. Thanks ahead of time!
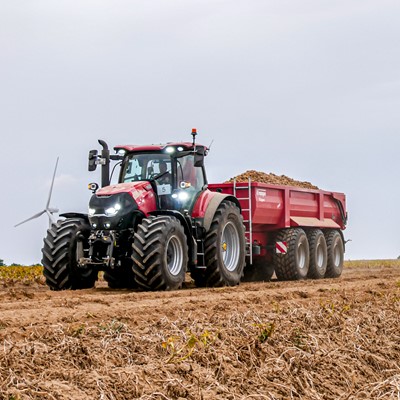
[1,0,399,264]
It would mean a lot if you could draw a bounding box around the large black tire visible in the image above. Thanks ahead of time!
[242,257,274,282]
[273,228,309,280]
[307,229,327,279]
[103,260,137,289]
[192,201,246,287]
[325,230,344,278]
[41,218,97,290]
[131,216,188,290]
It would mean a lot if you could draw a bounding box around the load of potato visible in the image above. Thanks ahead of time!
[225,170,318,189]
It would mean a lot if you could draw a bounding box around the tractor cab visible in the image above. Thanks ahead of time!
[117,145,207,212]
[87,129,208,215]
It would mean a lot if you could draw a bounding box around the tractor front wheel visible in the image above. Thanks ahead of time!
[131,216,188,291]
[41,218,97,290]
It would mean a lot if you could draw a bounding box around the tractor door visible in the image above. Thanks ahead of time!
[174,154,206,212]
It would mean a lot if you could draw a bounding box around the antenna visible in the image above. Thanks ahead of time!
[207,139,214,154]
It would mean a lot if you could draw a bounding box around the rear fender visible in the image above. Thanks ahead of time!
[193,191,241,232]
[150,210,192,237]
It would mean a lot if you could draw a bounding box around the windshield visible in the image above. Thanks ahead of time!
[120,151,206,212]
[121,153,171,183]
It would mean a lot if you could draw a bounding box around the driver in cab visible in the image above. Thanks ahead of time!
[157,161,171,184]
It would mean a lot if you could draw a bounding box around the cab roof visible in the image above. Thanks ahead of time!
[114,142,207,153]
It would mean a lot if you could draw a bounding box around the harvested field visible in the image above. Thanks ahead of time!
[0,261,399,399]
[225,170,319,189]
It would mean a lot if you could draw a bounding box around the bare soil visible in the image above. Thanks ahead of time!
[1,263,399,399]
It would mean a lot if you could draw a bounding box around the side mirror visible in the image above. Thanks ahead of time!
[88,150,98,171]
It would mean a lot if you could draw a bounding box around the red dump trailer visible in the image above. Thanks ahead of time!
[208,180,347,281]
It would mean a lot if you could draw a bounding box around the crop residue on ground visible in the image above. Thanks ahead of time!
[0,261,399,399]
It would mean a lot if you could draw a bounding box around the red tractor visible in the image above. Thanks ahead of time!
[41,130,247,290]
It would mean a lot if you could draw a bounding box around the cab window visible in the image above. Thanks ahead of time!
[122,154,171,183]
[177,155,205,190]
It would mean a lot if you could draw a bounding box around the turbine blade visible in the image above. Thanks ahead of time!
[46,157,59,209]
[46,209,58,227]
[14,210,46,227]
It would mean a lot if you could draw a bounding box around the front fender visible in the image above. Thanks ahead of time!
[60,212,89,222]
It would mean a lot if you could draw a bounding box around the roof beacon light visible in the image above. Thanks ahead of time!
[191,128,197,147]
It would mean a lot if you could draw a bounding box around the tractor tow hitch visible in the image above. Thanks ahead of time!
[78,231,117,268]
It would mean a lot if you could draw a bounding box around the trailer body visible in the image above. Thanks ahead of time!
[208,181,347,263]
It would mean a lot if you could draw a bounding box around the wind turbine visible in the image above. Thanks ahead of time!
[15,157,60,228]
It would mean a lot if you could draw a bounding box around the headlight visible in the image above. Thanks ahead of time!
[172,191,189,201]
[88,192,138,230]
[105,203,121,217]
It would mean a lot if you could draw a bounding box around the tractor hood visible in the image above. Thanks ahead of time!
[96,181,153,196]
[91,181,157,226]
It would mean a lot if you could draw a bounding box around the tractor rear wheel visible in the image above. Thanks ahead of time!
[307,229,327,279]
[242,257,274,282]
[273,228,309,280]
[41,218,97,290]
[325,230,344,278]
[193,201,245,287]
[131,216,188,290]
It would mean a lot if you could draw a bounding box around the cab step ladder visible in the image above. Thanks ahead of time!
[194,229,206,269]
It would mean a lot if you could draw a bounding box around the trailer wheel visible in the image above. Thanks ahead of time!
[41,218,97,290]
[194,201,246,287]
[306,229,327,279]
[131,216,188,290]
[273,228,309,280]
[104,261,137,289]
[325,230,344,278]
[242,257,274,282]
